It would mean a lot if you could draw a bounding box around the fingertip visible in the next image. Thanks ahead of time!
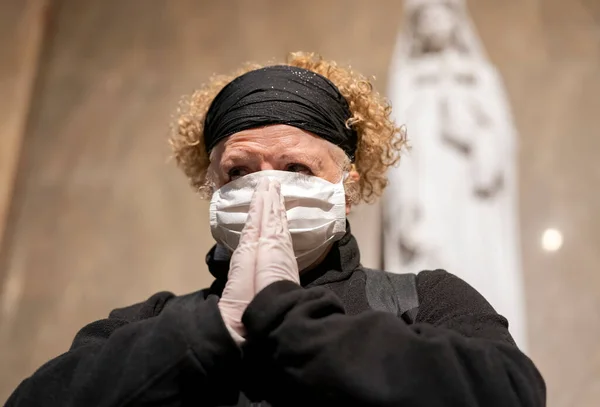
[242,181,267,242]
[257,177,270,192]
[270,178,281,194]
[265,178,282,207]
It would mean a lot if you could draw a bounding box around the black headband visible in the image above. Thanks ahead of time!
[203,65,358,161]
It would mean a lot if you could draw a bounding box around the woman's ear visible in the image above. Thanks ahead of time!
[345,170,360,216]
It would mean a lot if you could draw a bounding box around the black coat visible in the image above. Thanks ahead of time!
[6,228,546,406]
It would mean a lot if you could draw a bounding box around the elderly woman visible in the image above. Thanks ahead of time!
[6,52,545,407]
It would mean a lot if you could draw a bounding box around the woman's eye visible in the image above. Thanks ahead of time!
[286,163,312,175]
[227,167,249,181]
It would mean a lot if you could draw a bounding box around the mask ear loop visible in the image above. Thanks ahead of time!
[340,158,357,184]
[339,172,350,206]
[342,162,360,205]
[340,171,350,183]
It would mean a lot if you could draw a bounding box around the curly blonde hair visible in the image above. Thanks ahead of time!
[170,52,406,204]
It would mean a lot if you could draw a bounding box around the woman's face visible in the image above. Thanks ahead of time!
[210,124,358,213]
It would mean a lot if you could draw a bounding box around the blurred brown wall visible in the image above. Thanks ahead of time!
[0,0,47,280]
[1,0,599,406]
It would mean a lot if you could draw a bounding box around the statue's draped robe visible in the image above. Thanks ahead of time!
[383,3,527,349]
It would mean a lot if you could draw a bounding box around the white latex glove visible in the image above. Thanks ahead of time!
[254,178,300,293]
[218,178,267,344]
[218,177,300,344]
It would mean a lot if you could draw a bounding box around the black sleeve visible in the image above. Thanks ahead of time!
[5,292,242,407]
[241,271,546,407]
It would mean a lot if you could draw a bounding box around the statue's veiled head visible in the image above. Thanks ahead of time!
[406,0,467,55]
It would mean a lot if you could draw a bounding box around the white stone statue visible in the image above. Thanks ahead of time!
[383,0,528,349]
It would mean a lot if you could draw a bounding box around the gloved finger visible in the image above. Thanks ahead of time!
[255,179,299,290]
[275,179,291,237]
[237,177,270,248]
[218,298,248,344]
[259,178,282,239]
[267,179,293,246]
[228,178,270,286]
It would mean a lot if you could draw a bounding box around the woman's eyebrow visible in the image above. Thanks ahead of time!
[220,150,260,165]
[280,153,323,168]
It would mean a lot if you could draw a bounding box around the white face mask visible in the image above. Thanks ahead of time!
[210,170,347,271]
